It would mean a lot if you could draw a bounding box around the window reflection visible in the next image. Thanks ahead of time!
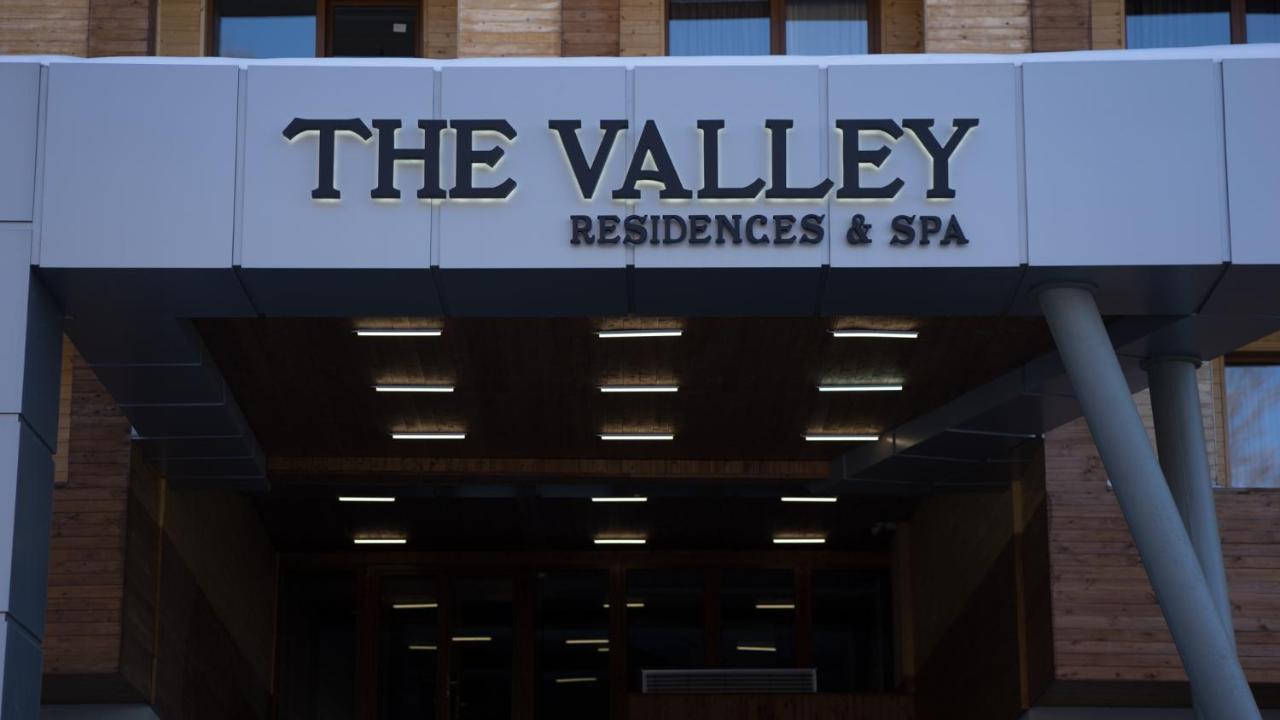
[452,578,514,720]
[380,577,439,720]
[668,0,771,55]
[720,569,796,668]
[627,570,706,688]
[785,0,869,54]
[1226,365,1280,488]
[1248,0,1280,41]
[536,572,611,720]
[1125,0,1230,47]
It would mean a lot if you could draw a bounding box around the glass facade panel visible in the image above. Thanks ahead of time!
[453,578,515,720]
[277,573,357,720]
[380,577,440,720]
[626,570,706,687]
[535,572,611,720]
[1226,365,1280,488]
[1248,0,1280,41]
[668,0,771,55]
[719,569,796,668]
[1126,0,1231,47]
[785,0,869,54]
[812,570,891,691]
[331,5,419,57]
[217,0,316,58]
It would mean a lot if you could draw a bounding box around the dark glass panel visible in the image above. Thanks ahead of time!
[277,572,357,720]
[719,569,796,668]
[626,569,705,689]
[452,578,514,720]
[379,577,440,720]
[1126,0,1231,47]
[331,5,419,57]
[668,0,771,55]
[1247,0,1280,41]
[535,571,611,720]
[812,569,891,692]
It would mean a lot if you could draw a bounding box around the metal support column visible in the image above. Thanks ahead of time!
[1039,286,1259,720]
[0,230,64,719]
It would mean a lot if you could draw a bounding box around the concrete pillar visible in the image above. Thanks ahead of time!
[0,229,64,719]
[1039,286,1260,720]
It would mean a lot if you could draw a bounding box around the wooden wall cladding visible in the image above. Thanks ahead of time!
[1031,0,1090,50]
[88,0,152,55]
[458,0,562,57]
[43,346,134,677]
[882,0,925,52]
[628,693,915,720]
[563,0,620,55]
[924,0,1031,52]
[619,0,663,55]
[156,0,204,56]
[1046,412,1280,684]
[427,0,461,57]
[1090,0,1124,48]
[0,0,92,55]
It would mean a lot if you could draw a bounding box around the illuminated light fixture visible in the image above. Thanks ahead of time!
[597,647,610,653]
[591,496,648,504]
[353,537,407,545]
[339,496,396,503]
[596,329,683,339]
[392,432,467,440]
[408,644,438,651]
[780,496,837,503]
[755,603,797,610]
[393,603,439,610]
[772,536,827,545]
[599,434,674,441]
[602,602,646,609]
[817,384,903,393]
[565,638,609,646]
[830,329,918,339]
[736,644,777,653]
[374,385,455,393]
[451,636,492,642]
[599,385,679,393]
[804,434,879,442]
[594,536,647,545]
[355,328,443,337]
[555,677,599,684]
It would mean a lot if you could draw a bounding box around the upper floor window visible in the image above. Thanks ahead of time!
[217,0,317,58]
[1126,0,1278,47]
[1223,361,1280,488]
[668,0,871,55]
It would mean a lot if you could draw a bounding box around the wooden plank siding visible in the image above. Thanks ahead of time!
[156,0,204,56]
[1031,0,1090,50]
[563,0,620,55]
[882,0,925,52]
[1045,369,1280,685]
[924,0,1032,53]
[427,0,461,57]
[88,0,153,55]
[0,0,92,55]
[619,0,663,55]
[1090,0,1124,48]
[43,345,135,677]
[458,0,563,56]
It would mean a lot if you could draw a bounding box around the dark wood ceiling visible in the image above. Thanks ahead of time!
[195,316,1054,464]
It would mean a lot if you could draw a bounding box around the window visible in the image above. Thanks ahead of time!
[719,569,797,667]
[536,572,611,720]
[668,0,872,55]
[812,570,891,691]
[379,577,440,720]
[330,4,420,57]
[1126,0,1277,46]
[626,570,706,687]
[217,0,317,58]
[1224,362,1280,488]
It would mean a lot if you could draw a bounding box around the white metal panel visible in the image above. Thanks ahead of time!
[827,62,1021,268]
[40,63,239,269]
[632,64,826,269]
[0,63,40,223]
[1024,59,1227,267]
[241,65,434,269]
[438,65,628,269]
[1221,57,1280,265]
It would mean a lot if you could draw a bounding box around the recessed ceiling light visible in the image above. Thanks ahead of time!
[408,644,437,651]
[591,496,648,503]
[392,432,467,440]
[355,328,443,337]
[599,385,679,393]
[780,496,837,503]
[772,536,826,545]
[393,603,438,610]
[830,329,918,339]
[594,536,647,545]
[555,677,599,684]
[736,644,777,653]
[452,636,492,642]
[754,603,796,610]
[374,385,455,393]
[353,537,407,545]
[599,434,674,441]
[596,329,683,339]
[340,496,396,503]
[565,638,609,646]
[817,384,903,392]
[804,434,879,442]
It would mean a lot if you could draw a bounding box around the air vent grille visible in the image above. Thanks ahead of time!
[641,668,817,694]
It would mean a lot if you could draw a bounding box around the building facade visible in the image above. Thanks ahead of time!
[1,3,1279,720]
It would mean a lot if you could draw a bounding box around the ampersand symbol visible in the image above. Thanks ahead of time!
[846,214,872,245]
